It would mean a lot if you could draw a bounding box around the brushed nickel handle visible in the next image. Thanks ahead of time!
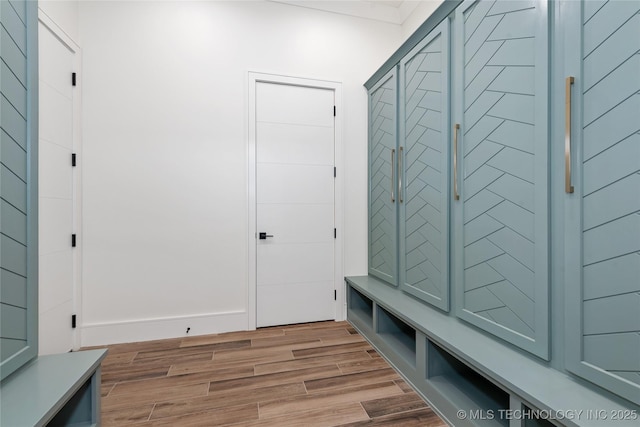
[391,148,396,203]
[398,146,404,203]
[565,76,575,194]
[453,124,460,201]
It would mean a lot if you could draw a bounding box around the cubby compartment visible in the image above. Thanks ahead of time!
[348,286,374,329]
[427,341,510,427]
[376,306,416,367]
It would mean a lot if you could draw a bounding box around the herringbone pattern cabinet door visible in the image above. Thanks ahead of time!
[454,0,550,359]
[369,70,398,286]
[399,20,450,311]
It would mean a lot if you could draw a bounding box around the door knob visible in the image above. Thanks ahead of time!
[259,232,274,240]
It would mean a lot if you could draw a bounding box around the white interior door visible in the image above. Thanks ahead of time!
[38,20,76,354]
[256,82,335,327]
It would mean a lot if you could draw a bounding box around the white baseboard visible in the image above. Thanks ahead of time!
[80,310,248,347]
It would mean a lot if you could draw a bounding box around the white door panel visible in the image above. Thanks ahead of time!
[257,83,334,127]
[258,243,334,285]
[39,197,73,256]
[257,122,334,165]
[256,81,335,327]
[257,204,334,244]
[39,300,73,355]
[39,82,72,149]
[257,164,334,204]
[40,140,73,199]
[39,31,73,97]
[38,21,76,354]
[39,251,73,313]
[257,281,334,327]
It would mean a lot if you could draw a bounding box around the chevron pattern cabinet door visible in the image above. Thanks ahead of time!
[565,0,640,405]
[454,0,549,359]
[399,20,450,311]
[368,70,398,285]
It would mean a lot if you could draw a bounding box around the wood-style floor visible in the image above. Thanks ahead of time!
[93,321,447,426]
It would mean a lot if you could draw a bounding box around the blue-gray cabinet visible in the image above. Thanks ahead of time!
[0,0,38,381]
[360,0,640,418]
[452,0,550,360]
[563,0,640,406]
[368,22,452,312]
[368,68,398,286]
[399,20,451,311]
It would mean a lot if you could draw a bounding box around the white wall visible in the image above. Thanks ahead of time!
[402,0,445,41]
[77,0,402,346]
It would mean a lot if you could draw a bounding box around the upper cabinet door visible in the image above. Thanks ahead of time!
[453,0,550,359]
[563,0,640,406]
[368,69,398,286]
[398,20,451,311]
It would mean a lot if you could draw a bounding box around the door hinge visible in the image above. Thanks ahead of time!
[72,234,77,247]
[334,167,336,178]
[334,228,337,239]
[333,106,336,117]
[72,153,77,167]
[71,314,77,329]
[72,72,77,86]
[334,290,337,301]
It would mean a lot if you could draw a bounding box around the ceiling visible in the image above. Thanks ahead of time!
[268,0,426,25]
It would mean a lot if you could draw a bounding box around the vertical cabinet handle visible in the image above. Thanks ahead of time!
[391,148,396,203]
[453,124,460,201]
[398,146,404,203]
[565,76,575,194]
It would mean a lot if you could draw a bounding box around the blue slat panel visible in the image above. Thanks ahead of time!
[1,199,26,245]
[583,94,639,162]
[1,164,27,213]
[0,338,25,361]
[463,116,503,156]
[1,129,27,181]
[583,253,640,301]
[456,0,549,359]
[399,20,450,311]
[583,333,640,375]
[464,163,502,199]
[0,95,27,149]
[583,0,640,58]
[583,0,607,23]
[565,0,640,404]
[0,0,37,380]
[0,0,26,54]
[584,15,639,92]
[0,303,26,340]
[583,134,639,196]
[583,54,639,127]
[369,69,398,285]
[7,0,26,25]
[464,213,503,247]
[583,293,640,336]
[0,234,26,276]
[583,173,639,231]
[480,305,533,337]
[1,59,27,117]
[0,268,27,308]
[487,0,536,16]
[1,25,27,87]
[583,213,640,267]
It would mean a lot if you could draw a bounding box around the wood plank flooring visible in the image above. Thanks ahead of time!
[91,321,447,426]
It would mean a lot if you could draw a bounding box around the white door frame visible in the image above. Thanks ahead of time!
[37,9,83,350]
[247,72,344,330]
